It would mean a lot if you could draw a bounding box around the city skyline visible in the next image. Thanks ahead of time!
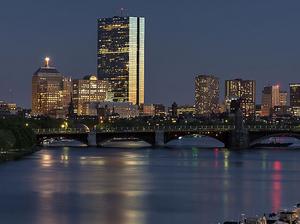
[2,1,300,107]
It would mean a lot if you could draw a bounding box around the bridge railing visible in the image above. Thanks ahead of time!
[34,124,300,135]
[247,125,294,131]
[34,128,89,135]
[97,125,235,133]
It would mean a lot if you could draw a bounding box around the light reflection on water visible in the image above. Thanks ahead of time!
[0,147,299,224]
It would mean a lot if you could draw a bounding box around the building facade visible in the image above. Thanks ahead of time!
[225,79,256,118]
[31,58,71,118]
[195,75,219,116]
[72,75,108,116]
[261,85,280,117]
[96,102,139,118]
[290,83,300,116]
[279,90,288,106]
[97,16,145,105]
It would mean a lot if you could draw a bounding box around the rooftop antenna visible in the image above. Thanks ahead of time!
[8,88,13,103]
[119,7,128,17]
[44,57,50,67]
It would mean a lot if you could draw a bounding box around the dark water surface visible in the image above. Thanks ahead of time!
[0,147,299,224]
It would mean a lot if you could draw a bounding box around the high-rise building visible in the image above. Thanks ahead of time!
[72,75,108,115]
[261,85,280,117]
[279,90,288,106]
[290,83,300,116]
[195,75,220,116]
[97,16,145,105]
[32,58,71,118]
[225,79,256,118]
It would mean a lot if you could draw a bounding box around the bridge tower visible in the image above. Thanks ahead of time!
[230,108,249,149]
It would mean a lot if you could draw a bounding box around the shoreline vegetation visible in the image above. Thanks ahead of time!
[0,118,37,163]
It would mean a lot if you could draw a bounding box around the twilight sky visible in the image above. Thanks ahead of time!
[1,0,300,107]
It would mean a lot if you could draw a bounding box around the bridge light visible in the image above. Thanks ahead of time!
[25,123,29,127]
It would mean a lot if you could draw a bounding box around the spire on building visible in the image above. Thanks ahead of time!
[45,57,50,67]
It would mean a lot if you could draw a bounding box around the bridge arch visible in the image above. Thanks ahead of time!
[164,130,230,148]
[249,133,300,147]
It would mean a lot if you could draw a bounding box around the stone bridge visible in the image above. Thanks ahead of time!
[34,125,300,149]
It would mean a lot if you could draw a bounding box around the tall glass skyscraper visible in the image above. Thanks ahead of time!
[97,16,145,105]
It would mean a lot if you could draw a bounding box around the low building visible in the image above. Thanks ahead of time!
[142,104,155,116]
[89,102,139,118]
[142,104,166,116]
[176,105,195,116]
[72,75,108,115]
[0,101,17,116]
[272,106,293,117]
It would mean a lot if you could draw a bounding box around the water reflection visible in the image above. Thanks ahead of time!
[0,148,299,224]
[41,154,53,168]
[271,160,282,212]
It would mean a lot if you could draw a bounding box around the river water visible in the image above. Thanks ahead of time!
[0,147,300,224]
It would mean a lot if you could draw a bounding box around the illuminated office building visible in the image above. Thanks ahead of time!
[225,79,256,118]
[72,75,108,115]
[279,90,288,106]
[97,16,145,105]
[32,58,71,118]
[261,85,280,117]
[195,75,219,116]
[290,83,300,116]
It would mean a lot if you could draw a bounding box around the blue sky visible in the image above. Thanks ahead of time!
[1,0,300,107]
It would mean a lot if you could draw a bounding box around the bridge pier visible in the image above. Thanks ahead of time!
[155,130,165,147]
[88,131,97,146]
[229,129,249,149]
[229,107,249,149]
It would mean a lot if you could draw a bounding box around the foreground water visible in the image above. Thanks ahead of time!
[0,147,300,224]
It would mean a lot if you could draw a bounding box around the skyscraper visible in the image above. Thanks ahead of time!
[290,83,300,116]
[195,75,219,116]
[279,90,288,106]
[261,85,280,117]
[32,58,71,118]
[97,16,145,105]
[225,79,256,118]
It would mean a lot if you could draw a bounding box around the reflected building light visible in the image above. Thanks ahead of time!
[271,161,282,212]
[41,154,53,167]
[223,150,230,170]
[273,160,282,171]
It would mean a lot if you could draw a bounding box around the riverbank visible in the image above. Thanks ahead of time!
[0,147,40,163]
[0,118,37,162]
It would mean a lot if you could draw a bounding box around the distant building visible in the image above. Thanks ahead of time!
[142,104,166,116]
[255,105,262,118]
[279,90,288,106]
[176,105,195,116]
[0,100,17,116]
[261,85,280,117]
[225,79,256,118]
[72,75,108,116]
[31,58,71,118]
[142,104,155,116]
[290,83,300,116]
[96,102,139,118]
[153,104,166,116]
[224,96,239,113]
[195,75,219,116]
[272,106,293,118]
[170,102,178,117]
[97,16,145,105]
